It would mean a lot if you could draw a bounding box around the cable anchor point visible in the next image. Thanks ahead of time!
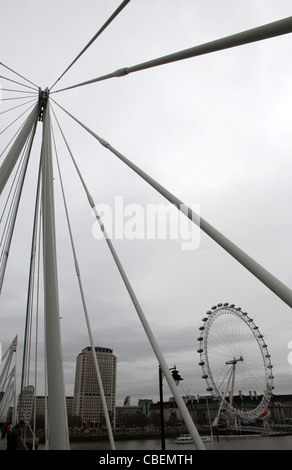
[38,87,49,121]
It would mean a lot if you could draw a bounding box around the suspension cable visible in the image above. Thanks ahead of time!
[1,102,36,136]
[0,62,39,89]
[51,104,205,450]
[19,155,42,419]
[0,98,37,116]
[0,74,38,92]
[0,151,26,265]
[0,122,38,293]
[1,88,38,95]
[51,98,292,309]
[0,147,26,227]
[0,120,30,158]
[52,16,292,93]
[1,95,37,102]
[32,213,41,450]
[49,0,132,91]
[0,102,40,192]
[51,111,116,450]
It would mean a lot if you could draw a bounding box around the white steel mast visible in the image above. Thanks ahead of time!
[40,91,69,450]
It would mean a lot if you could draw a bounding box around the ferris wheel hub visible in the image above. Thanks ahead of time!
[226,356,243,365]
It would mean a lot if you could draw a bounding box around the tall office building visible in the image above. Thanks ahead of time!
[18,385,35,423]
[72,347,117,426]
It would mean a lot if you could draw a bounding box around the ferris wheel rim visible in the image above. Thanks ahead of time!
[197,303,274,421]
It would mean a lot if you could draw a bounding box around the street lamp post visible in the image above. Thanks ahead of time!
[159,366,166,450]
[159,365,183,450]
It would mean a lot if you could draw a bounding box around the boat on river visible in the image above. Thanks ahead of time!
[175,434,212,444]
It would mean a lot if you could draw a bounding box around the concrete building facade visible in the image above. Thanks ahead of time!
[72,346,117,427]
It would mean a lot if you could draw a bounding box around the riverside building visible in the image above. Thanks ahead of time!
[72,346,117,427]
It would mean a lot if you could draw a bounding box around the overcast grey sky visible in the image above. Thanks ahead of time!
[1,1,292,407]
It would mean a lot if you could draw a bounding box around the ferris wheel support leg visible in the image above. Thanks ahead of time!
[41,103,70,450]
[0,102,40,195]
[229,363,236,408]
[213,365,234,428]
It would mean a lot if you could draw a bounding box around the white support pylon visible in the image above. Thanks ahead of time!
[0,102,40,195]
[41,94,69,450]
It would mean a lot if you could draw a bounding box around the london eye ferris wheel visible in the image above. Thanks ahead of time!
[197,303,274,424]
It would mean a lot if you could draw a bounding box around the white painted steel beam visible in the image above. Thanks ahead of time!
[92,202,206,450]
[51,107,205,450]
[55,16,292,92]
[53,125,116,450]
[50,0,132,90]
[41,101,69,450]
[54,101,292,309]
[0,102,39,195]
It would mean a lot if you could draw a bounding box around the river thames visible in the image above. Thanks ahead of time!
[63,434,292,451]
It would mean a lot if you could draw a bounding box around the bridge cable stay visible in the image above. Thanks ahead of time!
[0,162,19,229]
[0,102,36,136]
[50,103,206,451]
[0,143,28,232]
[1,95,39,103]
[17,185,43,449]
[1,13,291,451]
[1,88,39,95]
[0,367,16,423]
[0,88,39,290]
[0,62,39,90]
[0,99,39,164]
[0,110,37,159]
[0,74,39,92]
[32,214,42,450]
[52,16,292,93]
[18,155,42,422]
[0,126,36,424]
[49,0,132,91]
[18,168,48,450]
[0,80,69,450]
[0,98,37,117]
[51,115,116,451]
[0,337,18,423]
[0,122,38,293]
[0,150,27,290]
[0,337,17,390]
[52,99,292,310]
[0,102,40,195]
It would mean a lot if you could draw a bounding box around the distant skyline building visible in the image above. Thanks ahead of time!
[17,386,73,424]
[72,346,117,427]
[124,396,130,406]
[18,385,34,423]
[138,399,153,417]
